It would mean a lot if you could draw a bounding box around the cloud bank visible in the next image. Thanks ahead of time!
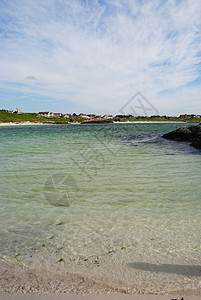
[0,0,201,114]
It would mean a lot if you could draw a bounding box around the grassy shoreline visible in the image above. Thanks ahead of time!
[0,111,200,124]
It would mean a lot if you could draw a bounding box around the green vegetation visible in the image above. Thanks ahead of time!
[0,110,98,124]
[181,117,201,123]
[13,253,21,258]
[0,110,200,124]
[114,116,201,123]
[58,258,64,262]
[0,111,70,124]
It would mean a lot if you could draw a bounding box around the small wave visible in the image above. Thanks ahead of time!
[122,133,159,145]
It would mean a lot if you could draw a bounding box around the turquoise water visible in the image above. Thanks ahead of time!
[0,123,200,294]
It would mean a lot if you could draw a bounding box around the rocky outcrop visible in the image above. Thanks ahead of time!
[81,120,113,124]
[162,124,201,149]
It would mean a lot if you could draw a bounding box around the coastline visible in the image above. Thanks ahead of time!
[0,122,51,126]
[113,121,186,124]
[0,121,187,126]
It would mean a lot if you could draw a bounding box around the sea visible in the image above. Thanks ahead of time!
[0,123,200,294]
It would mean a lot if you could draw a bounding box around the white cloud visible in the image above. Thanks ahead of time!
[0,0,201,114]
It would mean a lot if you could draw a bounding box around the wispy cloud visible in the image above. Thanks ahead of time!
[0,0,201,114]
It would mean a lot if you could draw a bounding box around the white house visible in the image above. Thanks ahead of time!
[79,113,90,118]
[38,112,54,117]
[52,113,62,118]
[13,108,22,114]
[103,114,113,119]
[63,113,71,118]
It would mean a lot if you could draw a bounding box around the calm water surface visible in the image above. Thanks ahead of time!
[0,123,200,294]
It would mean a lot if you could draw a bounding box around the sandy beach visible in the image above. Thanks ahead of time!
[0,122,50,126]
[0,293,200,300]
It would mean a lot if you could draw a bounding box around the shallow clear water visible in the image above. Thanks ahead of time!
[0,123,200,294]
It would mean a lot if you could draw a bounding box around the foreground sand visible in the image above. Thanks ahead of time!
[0,293,200,300]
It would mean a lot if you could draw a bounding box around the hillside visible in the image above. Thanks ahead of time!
[0,111,69,123]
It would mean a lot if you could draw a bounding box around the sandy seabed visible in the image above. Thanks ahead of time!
[0,293,200,300]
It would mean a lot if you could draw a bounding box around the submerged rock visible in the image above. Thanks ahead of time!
[162,124,201,149]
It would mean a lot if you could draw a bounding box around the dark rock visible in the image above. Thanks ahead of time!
[162,127,192,141]
[81,120,113,124]
[162,125,201,149]
[191,133,201,149]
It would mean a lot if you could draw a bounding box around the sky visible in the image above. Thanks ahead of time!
[0,0,201,116]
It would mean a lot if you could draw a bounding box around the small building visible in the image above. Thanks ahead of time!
[179,114,192,119]
[52,113,62,118]
[38,112,54,117]
[79,113,90,118]
[13,108,22,114]
[86,114,96,118]
[103,114,113,119]
[63,113,71,118]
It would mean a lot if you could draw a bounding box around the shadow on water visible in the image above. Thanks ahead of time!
[129,262,201,277]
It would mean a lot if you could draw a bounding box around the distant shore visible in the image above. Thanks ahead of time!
[113,121,186,124]
[0,121,189,126]
[0,122,51,126]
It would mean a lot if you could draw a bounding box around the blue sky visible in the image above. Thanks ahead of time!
[0,0,201,115]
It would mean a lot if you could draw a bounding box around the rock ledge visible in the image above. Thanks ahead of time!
[162,124,201,149]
